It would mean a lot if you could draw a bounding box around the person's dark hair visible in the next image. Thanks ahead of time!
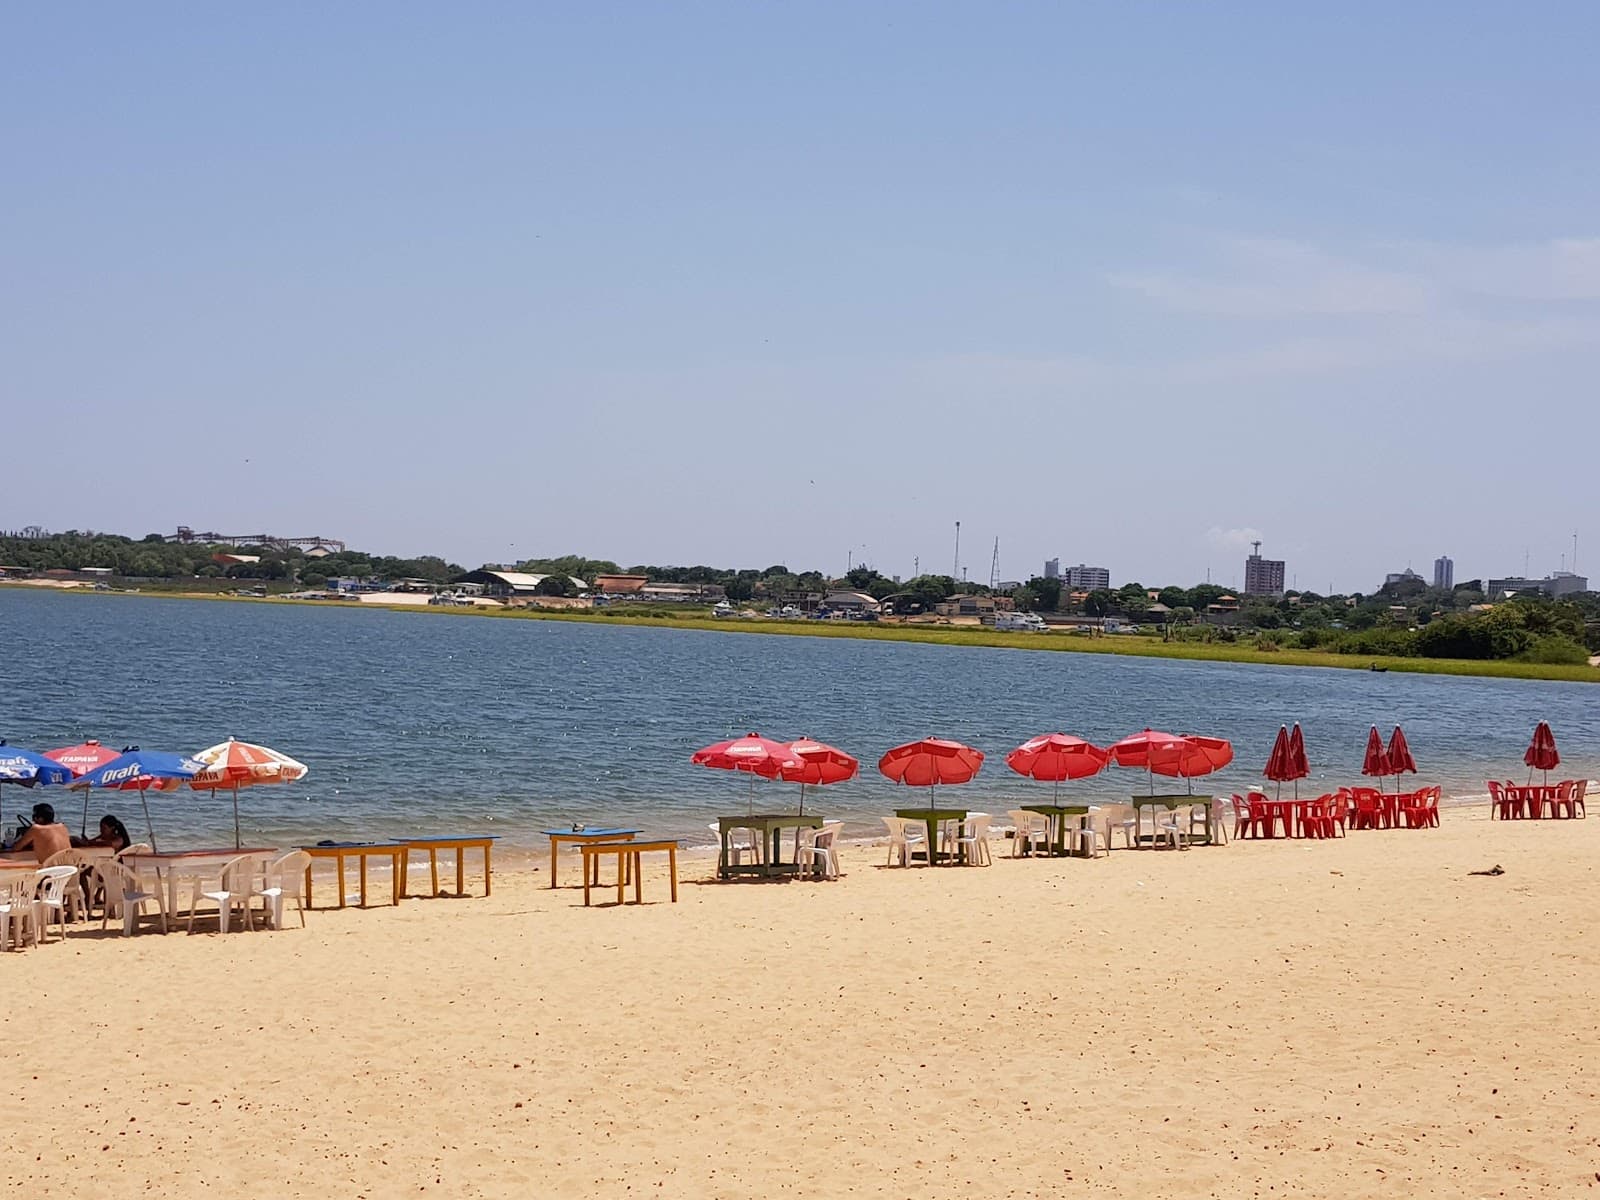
[100,814,132,850]
[32,803,55,824]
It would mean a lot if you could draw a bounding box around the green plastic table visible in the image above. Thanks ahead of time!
[717,814,823,879]
[1020,803,1094,856]
[894,807,969,865]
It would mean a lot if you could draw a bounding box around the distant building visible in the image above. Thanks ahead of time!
[1043,558,1060,580]
[1486,572,1589,600]
[1433,556,1454,590]
[1384,568,1424,587]
[592,574,649,596]
[450,569,588,597]
[1062,564,1110,590]
[821,590,880,614]
[1243,545,1285,597]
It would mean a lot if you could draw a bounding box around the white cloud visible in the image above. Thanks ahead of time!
[1109,236,1435,317]
[1403,237,1600,301]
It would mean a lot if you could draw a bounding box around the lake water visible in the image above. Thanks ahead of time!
[2,589,1595,853]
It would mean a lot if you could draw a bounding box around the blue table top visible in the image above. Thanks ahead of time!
[398,835,501,843]
[541,827,642,838]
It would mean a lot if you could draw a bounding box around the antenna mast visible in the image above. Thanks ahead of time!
[989,538,1000,589]
[952,521,961,580]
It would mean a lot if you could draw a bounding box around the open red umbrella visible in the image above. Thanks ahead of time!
[778,738,858,815]
[1005,734,1109,803]
[692,733,802,814]
[45,739,125,836]
[1523,721,1559,785]
[1111,729,1232,793]
[1386,726,1417,779]
[878,738,983,788]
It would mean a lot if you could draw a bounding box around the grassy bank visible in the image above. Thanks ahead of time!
[485,608,1597,682]
[11,584,1597,683]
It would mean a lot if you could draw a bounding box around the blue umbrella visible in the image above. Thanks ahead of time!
[0,742,73,838]
[65,749,204,851]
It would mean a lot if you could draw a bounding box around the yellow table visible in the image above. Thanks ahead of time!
[543,828,641,888]
[581,839,679,906]
[398,836,497,898]
[300,842,406,909]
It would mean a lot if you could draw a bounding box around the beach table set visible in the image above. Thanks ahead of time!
[1489,780,1587,820]
[544,827,679,906]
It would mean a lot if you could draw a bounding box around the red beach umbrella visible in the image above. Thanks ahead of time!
[692,732,802,815]
[1361,726,1390,791]
[188,737,310,849]
[778,738,858,815]
[1523,721,1559,785]
[1263,726,1294,800]
[1386,726,1417,779]
[1111,729,1232,794]
[1005,734,1109,803]
[1288,723,1310,798]
[879,739,984,819]
[45,739,125,836]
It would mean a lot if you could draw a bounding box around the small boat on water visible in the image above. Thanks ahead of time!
[1370,664,1388,672]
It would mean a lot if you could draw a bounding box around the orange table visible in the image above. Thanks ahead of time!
[580,839,679,906]
[299,842,405,909]
[543,828,640,888]
[398,836,496,898]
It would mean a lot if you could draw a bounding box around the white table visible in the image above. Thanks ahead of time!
[121,848,278,916]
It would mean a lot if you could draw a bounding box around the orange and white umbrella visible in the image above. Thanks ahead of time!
[190,737,309,848]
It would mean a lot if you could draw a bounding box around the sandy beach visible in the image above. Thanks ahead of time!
[7,808,1598,1198]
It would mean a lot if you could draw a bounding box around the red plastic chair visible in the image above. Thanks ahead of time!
[1298,794,1332,839]
[1574,779,1588,819]
[1551,781,1575,820]
[1351,787,1384,830]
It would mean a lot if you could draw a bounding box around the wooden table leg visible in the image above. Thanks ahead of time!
[359,853,369,908]
[304,865,313,910]
[430,848,440,897]
[455,846,464,895]
[336,854,347,909]
[483,842,492,896]
[633,852,642,904]
[616,851,626,906]
[550,838,560,889]
[392,850,401,905]
[582,851,592,906]
[669,847,678,902]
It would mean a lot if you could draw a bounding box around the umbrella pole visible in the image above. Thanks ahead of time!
[82,787,91,840]
[797,782,805,817]
[233,783,241,850]
[139,791,157,852]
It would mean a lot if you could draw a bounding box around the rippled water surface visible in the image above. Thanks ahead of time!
[2,590,1594,850]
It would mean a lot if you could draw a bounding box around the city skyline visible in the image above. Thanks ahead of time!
[5,7,1599,593]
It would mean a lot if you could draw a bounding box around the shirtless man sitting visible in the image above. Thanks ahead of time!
[11,803,72,863]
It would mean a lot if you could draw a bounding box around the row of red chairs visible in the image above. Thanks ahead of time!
[1230,786,1440,839]
[1487,780,1587,820]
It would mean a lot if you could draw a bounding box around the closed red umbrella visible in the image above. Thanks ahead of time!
[1386,726,1417,778]
[1523,721,1559,784]
[1263,726,1293,799]
[692,733,802,814]
[1288,724,1310,782]
[1361,726,1390,791]
[779,738,858,815]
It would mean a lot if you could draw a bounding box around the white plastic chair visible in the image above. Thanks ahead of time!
[881,816,925,867]
[711,823,763,869]
[1096,803,1138,850]
[41,849,95,922]
[95,859,167,936]
[797,822,843,880]
[30,866,81,942]
[1188,801,1222,844]
[1,876,39,950]
[1072,817,1108,858]
[259,850,312,929]
[955,814,993,866]
[1006,809,1051,857]
[1151,807,1188,850]
[186,855,266,934]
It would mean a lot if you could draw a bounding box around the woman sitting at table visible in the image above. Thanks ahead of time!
[75,814,132,853]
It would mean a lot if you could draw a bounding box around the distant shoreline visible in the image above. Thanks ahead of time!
[5,581,1597,684]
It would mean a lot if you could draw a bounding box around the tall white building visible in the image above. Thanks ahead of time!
[1243,542,1285,597]
[1433,556,1454,590]
[1043,558,1060,580]
[1063,564,1110,590]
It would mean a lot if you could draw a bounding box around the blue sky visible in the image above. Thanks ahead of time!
[4,3,1597,592]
